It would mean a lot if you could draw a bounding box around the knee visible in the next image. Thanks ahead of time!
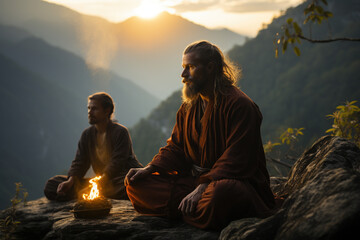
[209,179,251,206]
[44,175,67,200]
[209,179,232,204]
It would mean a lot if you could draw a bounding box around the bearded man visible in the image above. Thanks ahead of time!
[125,41,276,230]
[44,92,142,201]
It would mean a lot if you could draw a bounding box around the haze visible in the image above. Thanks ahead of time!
[45,0,303,37]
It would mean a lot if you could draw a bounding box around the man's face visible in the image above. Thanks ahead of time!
[87,99,109,125]
[181,52,210,101]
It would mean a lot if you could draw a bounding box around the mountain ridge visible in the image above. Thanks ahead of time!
[0,24,160,208]
[129,0,360,165]
[0,0,247,98]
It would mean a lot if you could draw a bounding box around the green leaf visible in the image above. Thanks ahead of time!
[287,18,293,24]
[294,46,301,56]
[325,11,333,18]
[326,129,335,133]
[285,28,290,37]
[315,6,324,14]
[293,22,302,34]
[282,41,288,53]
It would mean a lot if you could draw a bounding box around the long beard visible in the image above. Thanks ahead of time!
[182,82,200,105]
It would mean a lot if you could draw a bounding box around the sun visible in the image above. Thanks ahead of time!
[134,0,165,19]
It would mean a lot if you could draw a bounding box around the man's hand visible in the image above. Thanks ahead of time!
[178,183,209,216]
[124,165,156,186]
[57,176,75,196]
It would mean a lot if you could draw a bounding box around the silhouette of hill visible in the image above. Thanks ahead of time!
[0,0,246,98]
[0,25,160,126]
[0,52,84,209]
[129,0,360,165]
[228,0,360,144]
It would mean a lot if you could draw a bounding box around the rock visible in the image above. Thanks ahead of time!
[220,136,360,240]
[0,198,219,240]
[2,136,360,240]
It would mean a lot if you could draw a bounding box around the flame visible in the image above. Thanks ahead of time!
[82,176,102,200]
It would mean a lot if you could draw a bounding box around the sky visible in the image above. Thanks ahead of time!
[45,0,303,37]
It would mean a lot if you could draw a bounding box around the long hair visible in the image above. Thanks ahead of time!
[183,40,241,107]
[88,92,115,119]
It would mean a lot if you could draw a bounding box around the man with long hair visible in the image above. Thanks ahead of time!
[44,92,142,201]
[125,41,276,230]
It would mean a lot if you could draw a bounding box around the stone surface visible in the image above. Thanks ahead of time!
[220,136,360,240]
[0,198,219,240]
[2,136,360,240]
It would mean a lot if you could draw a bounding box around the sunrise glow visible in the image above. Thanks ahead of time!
[134,0,165,19]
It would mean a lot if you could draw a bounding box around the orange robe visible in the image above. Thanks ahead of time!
[127,86,275,230]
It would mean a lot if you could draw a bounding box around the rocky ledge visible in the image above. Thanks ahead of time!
[0,198,219,240]
[1,136,360,240]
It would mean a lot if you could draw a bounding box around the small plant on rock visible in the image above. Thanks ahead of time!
[0,182,28,240]
[326,100,360,147]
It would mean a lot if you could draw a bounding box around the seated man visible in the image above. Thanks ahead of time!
[45,92,142,201]
[125,41,276,230]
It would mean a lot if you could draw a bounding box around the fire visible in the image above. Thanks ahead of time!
[82,176,102,200]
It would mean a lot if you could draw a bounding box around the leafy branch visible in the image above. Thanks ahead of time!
[326,100,360,147]
[275,0,360,57]
[0,183,28,240]
[264,127,305,176]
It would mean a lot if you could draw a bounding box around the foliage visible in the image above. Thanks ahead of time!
[275,0,360,57]
[326,100,360,147]
[264,128,305,176]
[263,141,281,154]
[130,90,182,165]
[0,183,28,240]
[275,0,333,57]
[280,127,305,150]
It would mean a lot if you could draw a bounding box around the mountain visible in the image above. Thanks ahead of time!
[0,0,247,99]
[227,0,360,145]
[129,0,360,165]
[111,12,246,99]
[0,52,84,209]
[0,25,160,209]
[0,25,160,126]
[130,90,182,166]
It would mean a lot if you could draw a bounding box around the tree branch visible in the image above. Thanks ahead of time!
[267,157,292,168]
[298,34,360,43]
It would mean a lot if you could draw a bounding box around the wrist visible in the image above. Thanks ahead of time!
[145,164,157,173]
[67,176,77,185]
[197,183,209,192]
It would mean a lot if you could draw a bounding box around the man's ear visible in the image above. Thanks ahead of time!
[105,108,112,119]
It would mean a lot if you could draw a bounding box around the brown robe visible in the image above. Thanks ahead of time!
[127,86,276,230]
[68,121,142,179]
[44,121,142,200]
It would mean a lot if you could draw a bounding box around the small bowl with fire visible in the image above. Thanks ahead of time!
[71,176,112,219]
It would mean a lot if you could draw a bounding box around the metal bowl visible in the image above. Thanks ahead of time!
[71,207,111,219]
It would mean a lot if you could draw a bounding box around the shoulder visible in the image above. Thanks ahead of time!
[219,86,262,117]
[221,86,257,108]
[80,125,95,138]
[109,121,129,132]
[108,121,130,138]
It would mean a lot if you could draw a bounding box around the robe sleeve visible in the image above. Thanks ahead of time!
[150,105,192,173]
[67,130,91,178]
[103,126,135,179]
[199,97,264,183]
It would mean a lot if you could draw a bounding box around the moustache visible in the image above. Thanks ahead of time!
[182,78,192,84]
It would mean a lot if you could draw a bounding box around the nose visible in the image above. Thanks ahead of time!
[181,68,188,78]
